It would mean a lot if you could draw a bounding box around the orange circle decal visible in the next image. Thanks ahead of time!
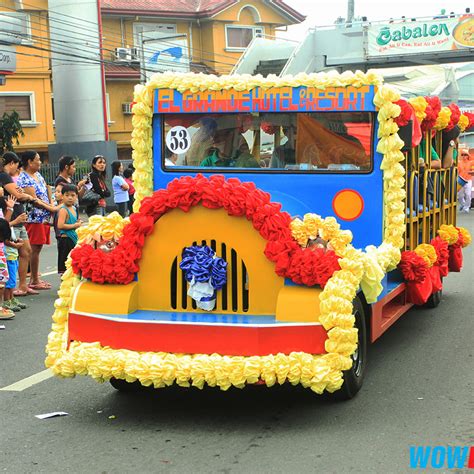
[332,189,364,221]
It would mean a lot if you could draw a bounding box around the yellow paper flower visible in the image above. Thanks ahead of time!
[458,114,469,132]
[77,212,127,245]
[408,96,428,122]
[458,227,472,247]
[414,244,437,267]
[434,106,451,131]
[438,224,459,245]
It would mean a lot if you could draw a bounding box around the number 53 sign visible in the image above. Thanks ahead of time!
[166,126,191,154]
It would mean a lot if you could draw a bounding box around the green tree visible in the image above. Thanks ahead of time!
[0,111,24,152]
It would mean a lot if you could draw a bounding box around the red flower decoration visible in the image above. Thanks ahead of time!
[261,122,279,135]
[399,251,429,283]
[451,227,465,249]
[465,112,474,130]
[394,100,413,127]
[71,175,341,288]
[446,103,461,131]
[421,96,442,132]
[430,236,449,277]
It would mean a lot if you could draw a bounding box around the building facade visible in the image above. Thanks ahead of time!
[0,0,304,160]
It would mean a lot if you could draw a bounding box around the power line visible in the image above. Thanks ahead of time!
[1,3,238,70]
[31,0,243,63]
[0,15,233,73]
[0,24,229,77]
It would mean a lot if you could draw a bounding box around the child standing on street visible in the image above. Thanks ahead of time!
[56,184,82,274]
[123,168,135,215]
[0,194,26,313]
[3,226,25,313]
[0,219,15,320]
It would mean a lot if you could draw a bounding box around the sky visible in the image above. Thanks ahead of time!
[280,0,471,40]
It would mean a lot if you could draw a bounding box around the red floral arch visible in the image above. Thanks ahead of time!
[71,175,340,287]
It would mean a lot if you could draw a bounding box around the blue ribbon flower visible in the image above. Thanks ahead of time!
[180,245,227,289]
[211,257,227,290]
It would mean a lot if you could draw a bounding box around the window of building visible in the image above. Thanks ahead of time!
[0,93,34,122]
[133,22,177,46]
[162,112,373,173]
[0,12,32,44]
[225,26,264,50]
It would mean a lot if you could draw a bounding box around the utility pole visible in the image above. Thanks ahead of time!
[347,0,355,24]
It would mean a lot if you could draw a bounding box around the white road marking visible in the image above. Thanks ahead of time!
[0,369,54,392]
[38,270,58,277]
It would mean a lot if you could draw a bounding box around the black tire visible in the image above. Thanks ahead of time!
[109,377,143,392]
[333,297,367,400]
[425,290,442,308]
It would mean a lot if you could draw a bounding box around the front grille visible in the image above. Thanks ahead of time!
[170,240,249,313]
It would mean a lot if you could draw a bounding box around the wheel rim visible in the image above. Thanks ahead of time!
[352,310,363,378]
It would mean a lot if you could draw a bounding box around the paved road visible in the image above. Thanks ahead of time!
[1,214,473,473]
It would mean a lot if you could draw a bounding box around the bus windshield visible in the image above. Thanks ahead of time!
[162,112,373,173]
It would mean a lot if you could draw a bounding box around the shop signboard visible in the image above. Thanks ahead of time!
[0,45,16,73]
[367,16,474,57]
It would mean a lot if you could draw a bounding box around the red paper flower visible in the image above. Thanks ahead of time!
[394,99,413,127]
[261,121,279,135]
[430,236,449,277]
[452,227,465,249]
[421,96,442,132]
[399,251,429,283]
[71,175,341,288]
[446,104,461,131]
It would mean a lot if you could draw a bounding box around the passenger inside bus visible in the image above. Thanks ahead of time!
[419,126,460,169]
[164,111,372,172]
[185,117,217,167]
[270,125,296,168]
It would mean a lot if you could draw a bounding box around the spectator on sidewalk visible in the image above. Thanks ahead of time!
[123,168,135,215]
[54,155,87,200]
[86,155,110,217]
[56,184,81,274]
[0,152,37,296]
[17,150,57,291]
[111,161,129,218]
[458,148,473,213]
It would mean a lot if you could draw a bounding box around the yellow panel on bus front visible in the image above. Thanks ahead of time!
[137,206,284,314]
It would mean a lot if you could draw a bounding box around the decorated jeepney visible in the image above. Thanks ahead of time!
[46,72,473,399]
